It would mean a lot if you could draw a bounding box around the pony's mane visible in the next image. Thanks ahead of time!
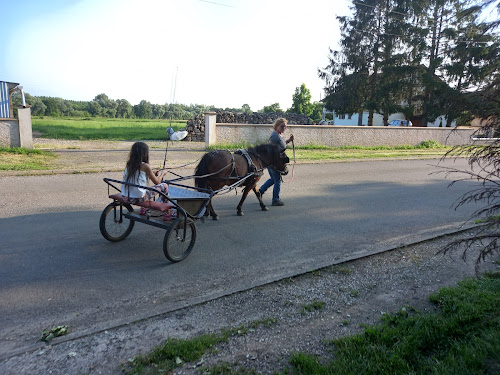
[248,143,279,157]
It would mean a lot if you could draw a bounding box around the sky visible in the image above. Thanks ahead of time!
[1,0,350,111]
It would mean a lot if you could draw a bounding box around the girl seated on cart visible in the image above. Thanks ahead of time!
[121,141,175,221]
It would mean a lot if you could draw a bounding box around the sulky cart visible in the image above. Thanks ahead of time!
[100,177,214,262]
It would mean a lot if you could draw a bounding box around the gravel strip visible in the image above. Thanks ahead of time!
[1,229,497,375]
[33,138,206,151]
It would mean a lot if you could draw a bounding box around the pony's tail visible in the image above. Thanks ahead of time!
[194,152,212,189]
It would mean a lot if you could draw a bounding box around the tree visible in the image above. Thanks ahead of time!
[55,97,73,116]
[440,78,500,270]
[311,102,324,122]
[152,104,166,119]
[87,101,102,117]
[440,3,500,125]
[165,103,188,120]
[319,1,388,126]
[322,67,369,125]
[31,98,47,116]
[261,103,283,113]
[241,104,252,114]
[116,99,133,118]
[11,92,47,117]
[42,97,60,116]
[134,100,153,119]
[290,83,313,116]
[438,0,500,268]
[93,94,117,118]
[320,0,499,127]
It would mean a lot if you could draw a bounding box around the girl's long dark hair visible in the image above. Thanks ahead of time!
[125,142,149,183]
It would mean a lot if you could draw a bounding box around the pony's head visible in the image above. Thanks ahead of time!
[252,144,289,174]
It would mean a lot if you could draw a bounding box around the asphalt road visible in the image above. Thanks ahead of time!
[0,158,479,358]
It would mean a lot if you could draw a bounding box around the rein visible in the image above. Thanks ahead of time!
[155,157,203,178]
[290,139,296,182]
[195,158,235,179]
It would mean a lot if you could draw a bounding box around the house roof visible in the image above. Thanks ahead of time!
[0,81,20,91]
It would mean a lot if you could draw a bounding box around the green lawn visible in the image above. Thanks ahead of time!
[32,117,187,140]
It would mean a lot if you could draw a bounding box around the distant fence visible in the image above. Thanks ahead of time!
[206,120,476,148]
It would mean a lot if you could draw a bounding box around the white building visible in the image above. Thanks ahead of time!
[322,108,455,127]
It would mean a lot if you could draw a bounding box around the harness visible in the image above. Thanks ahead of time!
[234,149,263,177]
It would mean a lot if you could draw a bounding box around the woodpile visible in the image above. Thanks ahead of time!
[185,111,312,141]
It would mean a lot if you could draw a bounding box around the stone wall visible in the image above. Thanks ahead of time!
[0,119,20,147]
[213,123,476,147]
[0,108,33,148]
[185,111,311,141]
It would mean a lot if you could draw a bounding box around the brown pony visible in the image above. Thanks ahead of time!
[194,143,290,219]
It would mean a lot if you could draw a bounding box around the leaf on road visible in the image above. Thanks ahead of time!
[40,325,69,342]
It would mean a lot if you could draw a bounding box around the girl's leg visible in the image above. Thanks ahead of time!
[156,183,169,202]
[145,183,169,202]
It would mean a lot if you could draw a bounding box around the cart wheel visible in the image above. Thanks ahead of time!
[163,218,197,262]
[99,202,135,242]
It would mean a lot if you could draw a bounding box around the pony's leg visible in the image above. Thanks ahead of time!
[237,186,254,216]
[207,199,219,220]
[253,186,268,211]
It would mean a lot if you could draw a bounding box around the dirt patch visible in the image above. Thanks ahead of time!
[1,229,497,375]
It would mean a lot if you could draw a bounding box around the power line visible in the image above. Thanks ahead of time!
[198,0,234,8]
[346,24,498,45]
[351,1,409,18]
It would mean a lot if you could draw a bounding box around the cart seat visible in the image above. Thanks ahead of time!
[109,193,174,212]
[167,186,211,199]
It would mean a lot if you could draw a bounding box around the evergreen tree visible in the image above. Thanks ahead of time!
[320,0,499,127]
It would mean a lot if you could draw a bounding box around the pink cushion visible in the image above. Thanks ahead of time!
[109,194,174,212]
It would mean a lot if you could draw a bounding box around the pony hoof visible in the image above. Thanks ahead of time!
[212,215,219,221]
[237,211,244,216]
[262,206,268,211]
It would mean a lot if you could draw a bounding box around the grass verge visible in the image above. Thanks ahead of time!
[124,318,278,374]
[124,272,499,375]
[32,117,187,140]
[0,147,57,171]
[285,271,500,375]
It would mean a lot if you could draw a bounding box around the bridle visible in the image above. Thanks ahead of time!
[255,149,289,175]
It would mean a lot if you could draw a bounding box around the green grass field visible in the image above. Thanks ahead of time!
[32,117,187,140]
